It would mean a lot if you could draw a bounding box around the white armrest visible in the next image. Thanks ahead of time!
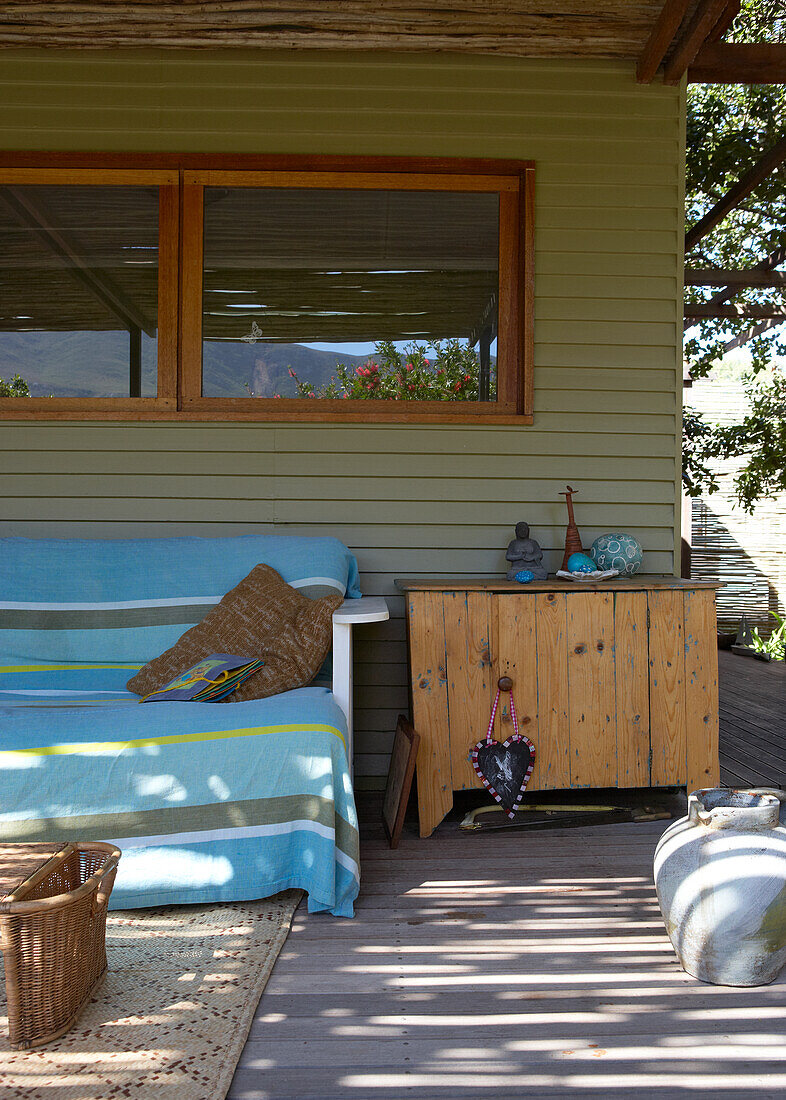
[332,597,390,625]
[331,597,389,773]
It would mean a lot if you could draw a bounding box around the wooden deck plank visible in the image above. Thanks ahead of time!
[718,649,785,789]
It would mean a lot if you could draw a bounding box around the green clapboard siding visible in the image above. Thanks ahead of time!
[0,50,684,787]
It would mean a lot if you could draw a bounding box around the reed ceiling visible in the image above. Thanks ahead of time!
[0,1,702,60]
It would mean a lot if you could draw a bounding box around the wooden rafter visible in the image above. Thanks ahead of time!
[684,303,786,319]
[685,269,786,287]
[705,0,741,42]
[684,245,786,333]
[663,0,732,85]
[689,42,786,83]
[723,317,783,352]
[636,0,694,84]
[685,135,786,254]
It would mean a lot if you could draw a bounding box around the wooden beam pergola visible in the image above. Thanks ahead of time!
[636,0,694,84]
[689,42,786,83]
[662,0,733,85]
[723,317,783,352]
[638,0,784,84]
[684,303,786,319]
[683,245,786,333]
[685,269,786,287]
[685,135,786,254]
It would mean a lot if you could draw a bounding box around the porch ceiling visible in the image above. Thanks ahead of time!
[0,1,703,63]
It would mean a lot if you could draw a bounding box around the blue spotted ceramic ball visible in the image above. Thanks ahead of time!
[590,533,643,575]
[566,553,596,574]
[514,570,535,584]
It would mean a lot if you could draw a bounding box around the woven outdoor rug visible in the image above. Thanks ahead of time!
[0,890,302,1099]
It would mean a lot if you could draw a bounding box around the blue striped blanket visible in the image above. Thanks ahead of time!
[0,534,363,916]
[0,667,359,916]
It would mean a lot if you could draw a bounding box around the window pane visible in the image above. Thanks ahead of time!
[201,187,499,401]
[0,185,158,398]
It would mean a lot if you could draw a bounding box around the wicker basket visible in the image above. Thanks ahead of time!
[0,841,121,1049]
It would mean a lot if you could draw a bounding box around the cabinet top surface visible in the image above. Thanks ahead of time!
[395,575,722,592]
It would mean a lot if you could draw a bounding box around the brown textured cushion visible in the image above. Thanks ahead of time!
[127,564,343,701]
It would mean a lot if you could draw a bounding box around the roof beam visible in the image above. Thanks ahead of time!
[684,303,786,319]
[722,317,783,352]
[663,0,733,85]
[688,42,786,83]
[683,245,786,332]
[705,0,741,42]
[0,185,155,337]
[685,134,786,253]
[685,268,786,287]
[636,0,694,84]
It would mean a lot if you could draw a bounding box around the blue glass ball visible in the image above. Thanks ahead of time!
[567,553,596,574]
[590,533,643,575]
[514,570,535,584]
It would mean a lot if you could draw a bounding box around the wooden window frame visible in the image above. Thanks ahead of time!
[0,167,179,419]
[0,155,534,424]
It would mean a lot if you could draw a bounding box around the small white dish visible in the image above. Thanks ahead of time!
[555,569,619,583]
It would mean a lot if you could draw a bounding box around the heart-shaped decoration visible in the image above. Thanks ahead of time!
[472,734,536,819]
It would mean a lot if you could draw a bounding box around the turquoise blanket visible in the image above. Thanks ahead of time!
[0,671,359,916]
[0,534,363,916]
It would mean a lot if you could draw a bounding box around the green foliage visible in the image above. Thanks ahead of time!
[682,406,720,498]
[748,611,786,662]
[0,373,30,397]
[266,340,491,401]
[682,11,785,510]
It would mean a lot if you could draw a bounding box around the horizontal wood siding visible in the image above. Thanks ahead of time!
[0,51,683,786]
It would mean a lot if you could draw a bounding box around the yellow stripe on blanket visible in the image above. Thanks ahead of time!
[0,723,346,757]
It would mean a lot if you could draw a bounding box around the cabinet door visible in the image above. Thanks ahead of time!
[496,592,569,791]
[496,591,650,791]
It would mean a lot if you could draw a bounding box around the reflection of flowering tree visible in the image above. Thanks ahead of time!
[247,340,492,400]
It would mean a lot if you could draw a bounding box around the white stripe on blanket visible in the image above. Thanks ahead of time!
[110,818,360,880]
[0,578,343,611]
[0,689,132,696]
[0,597,222,610]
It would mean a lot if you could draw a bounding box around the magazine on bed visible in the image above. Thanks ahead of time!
[139,654,264,703]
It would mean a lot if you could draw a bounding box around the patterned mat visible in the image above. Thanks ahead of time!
[0,890,302,1099]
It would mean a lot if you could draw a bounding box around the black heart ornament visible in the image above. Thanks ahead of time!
[472,734,536,819]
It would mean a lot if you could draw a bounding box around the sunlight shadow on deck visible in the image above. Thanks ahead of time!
[230,804,786,1100]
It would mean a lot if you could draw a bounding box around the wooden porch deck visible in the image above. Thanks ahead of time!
[719,648,786,788]
[229,652,786,1100]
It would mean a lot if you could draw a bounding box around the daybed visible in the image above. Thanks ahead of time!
[0,534,387,917]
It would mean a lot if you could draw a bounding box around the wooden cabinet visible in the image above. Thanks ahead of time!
[397,578,720,837]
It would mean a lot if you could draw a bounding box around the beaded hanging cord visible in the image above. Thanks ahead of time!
[471,680,536,819]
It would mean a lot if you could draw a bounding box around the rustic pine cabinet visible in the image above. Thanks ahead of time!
[396,578,721,837]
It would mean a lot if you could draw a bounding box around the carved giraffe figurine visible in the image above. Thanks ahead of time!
[559,484,584,571]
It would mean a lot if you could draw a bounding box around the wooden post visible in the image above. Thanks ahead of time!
[129,326,141,397]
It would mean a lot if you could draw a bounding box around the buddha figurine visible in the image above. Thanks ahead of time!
[506,521,548,580]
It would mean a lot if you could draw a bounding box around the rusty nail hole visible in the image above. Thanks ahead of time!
[597,642,604,652]
[419,679,428,689]
[574,644,586,654]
